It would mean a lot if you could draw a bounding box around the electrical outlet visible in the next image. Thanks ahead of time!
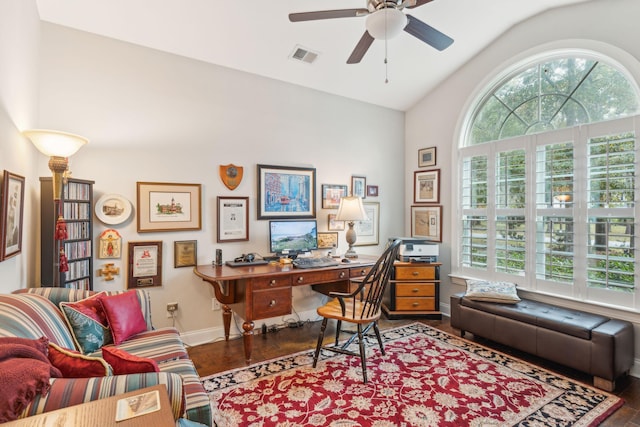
[211,298,221,311]
[166,302,178,318]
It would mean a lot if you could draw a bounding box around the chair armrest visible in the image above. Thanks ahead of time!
[19,372,185,421]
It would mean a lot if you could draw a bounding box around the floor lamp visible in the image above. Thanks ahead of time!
[336,196,368,259]
[23,129,88,286]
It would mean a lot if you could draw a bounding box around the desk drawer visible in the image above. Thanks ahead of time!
[293,269,349,286]
[395,297,436,311]
[251,275,292,291]
[350,266,372,278]
[253,288,292,318]
[395,265,436,280]
[396,283,435,297]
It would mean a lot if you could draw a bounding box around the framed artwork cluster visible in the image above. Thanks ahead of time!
[412,147,442,242]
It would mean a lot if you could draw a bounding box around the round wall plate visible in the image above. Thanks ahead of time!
[95,193,132,225]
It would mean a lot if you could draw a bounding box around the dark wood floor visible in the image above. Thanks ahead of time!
[187,317,640,426]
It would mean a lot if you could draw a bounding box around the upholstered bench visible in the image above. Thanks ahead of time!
[450,292,634,391]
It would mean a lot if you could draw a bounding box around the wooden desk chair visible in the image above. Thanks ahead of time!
[312,239,401,383]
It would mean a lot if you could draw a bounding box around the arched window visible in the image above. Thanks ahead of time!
[468,56,639,145]
[457,52,640,310]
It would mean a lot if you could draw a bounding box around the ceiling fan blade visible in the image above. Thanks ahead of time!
[347,31,375,64]
[405,0,435,9]
[289,9,368,22]
[404,15,453,51]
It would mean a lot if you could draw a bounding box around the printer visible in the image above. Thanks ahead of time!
[389,237,439,263]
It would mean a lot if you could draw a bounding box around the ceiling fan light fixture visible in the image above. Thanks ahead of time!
[365,8,407,40]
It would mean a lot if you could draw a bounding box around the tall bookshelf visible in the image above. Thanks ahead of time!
[40,177,94,290]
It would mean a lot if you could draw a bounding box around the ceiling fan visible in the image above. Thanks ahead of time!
[289,0,454,64]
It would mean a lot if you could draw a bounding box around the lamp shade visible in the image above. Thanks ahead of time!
[23,129,88,157]
[365,8,407,40]
[336,196,368,222]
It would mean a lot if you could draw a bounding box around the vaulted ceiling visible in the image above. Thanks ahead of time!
[36,0,593,111]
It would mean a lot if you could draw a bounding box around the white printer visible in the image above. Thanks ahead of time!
[389,237,439,262]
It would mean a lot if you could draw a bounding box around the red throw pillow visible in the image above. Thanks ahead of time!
[101,346,159,375]
[0,336,49,355]
[98,291,147,345]
[47,342,112,378]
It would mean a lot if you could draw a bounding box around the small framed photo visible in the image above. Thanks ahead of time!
[351,176,366,198]
[136,182,201,232]
[1,171,25,261]
[328,214,345,231]
[411,205,442,242]
[414,169,440,204]
[257,164,316,219]
[354,202,379,246]
[418,147,437,168]
[366,185,378,197]
[128,241,162,288]
[321,184,348,209]
[174,240,197,268]
[217,196,249,242]
[317,232,339,249]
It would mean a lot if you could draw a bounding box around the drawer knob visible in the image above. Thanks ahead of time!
[360,269,367,276]
[297,276,304,283]
[412,271,419,276]
[269,279,276,286]
[412,302,420,307]
[339,272,345,278]
[269,300,277,307]
[412,288,420,293]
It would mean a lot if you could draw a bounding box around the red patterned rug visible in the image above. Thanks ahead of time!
[201,323,623,426]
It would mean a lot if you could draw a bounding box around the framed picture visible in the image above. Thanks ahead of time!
[98,228,122,259]
[95,193,132,225]
[0,171,25,261]
[414,169,440,204]
[317,232,339,249]
[411,205,442,242]
[366,185,379,197]
[354,202,379,246]
[174,240,197,268]
[351,176,366,198]
[137,182,201,232]
[217,196,249,242]
[418,147,437,168]
[128,241,162,288]
[328,213,345,231]
[321,184,348,209]
[257,164,316,219]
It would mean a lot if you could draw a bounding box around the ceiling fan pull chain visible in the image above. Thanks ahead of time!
[384,6,389,83]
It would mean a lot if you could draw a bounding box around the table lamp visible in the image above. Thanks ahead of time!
[336,196,368,259]
[23,129,88,285]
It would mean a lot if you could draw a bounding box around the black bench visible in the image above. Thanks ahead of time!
[450,293,634,391]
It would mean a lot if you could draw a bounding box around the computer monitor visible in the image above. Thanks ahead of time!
[269,220,318,256]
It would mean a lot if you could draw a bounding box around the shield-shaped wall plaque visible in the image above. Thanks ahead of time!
[220,164,243,190]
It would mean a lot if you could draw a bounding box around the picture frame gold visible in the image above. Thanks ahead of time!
[0,171,25,261]
[136,182,201,232]
[174,240,197,268]
[317,232,339,249]
[127,241,162,288]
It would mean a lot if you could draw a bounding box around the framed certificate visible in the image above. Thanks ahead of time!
[128,241,162,288]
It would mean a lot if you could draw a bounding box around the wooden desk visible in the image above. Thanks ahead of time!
[6,385,175,427]
[194,256,377,363]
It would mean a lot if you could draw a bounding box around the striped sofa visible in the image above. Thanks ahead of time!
[1,288,211,425]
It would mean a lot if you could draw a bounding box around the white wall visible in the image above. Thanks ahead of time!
[405,0,640,372]
[33,24,405,344]
[0,0,42,294]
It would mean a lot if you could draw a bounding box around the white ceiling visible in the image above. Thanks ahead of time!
[35,0,593,111]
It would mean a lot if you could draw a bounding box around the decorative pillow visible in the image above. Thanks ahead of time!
[47,342,112,378]
[101,346,159,375]
[98,291,147,345]
[60,292,112,354]
[465,280,521,304]
[0,336,49,355]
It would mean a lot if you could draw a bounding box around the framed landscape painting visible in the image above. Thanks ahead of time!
[137,182,201,232]
[257,164,316,219]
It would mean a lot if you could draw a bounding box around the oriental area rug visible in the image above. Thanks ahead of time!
[201,323,623,426]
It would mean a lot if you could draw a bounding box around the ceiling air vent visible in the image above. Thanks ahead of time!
[289,45,319,64]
